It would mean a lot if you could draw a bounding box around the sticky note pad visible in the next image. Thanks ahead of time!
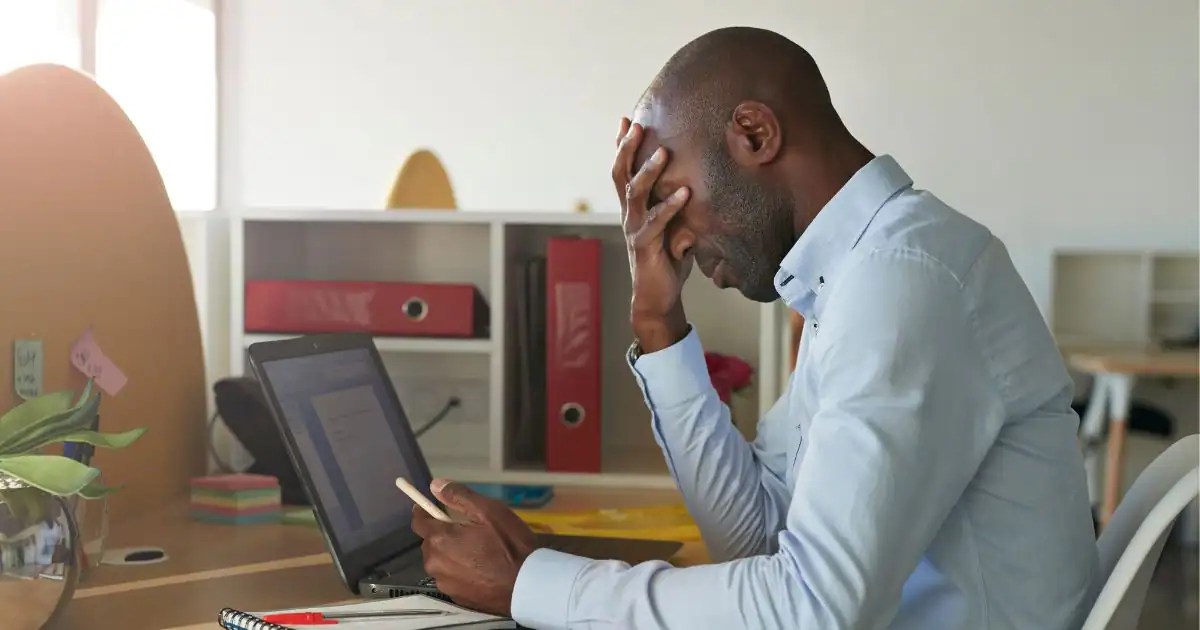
[189,473,279,492]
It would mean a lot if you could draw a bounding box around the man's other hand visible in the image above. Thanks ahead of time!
[411,479,537,616]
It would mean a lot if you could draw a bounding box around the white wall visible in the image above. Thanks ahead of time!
[218,0,1198,345]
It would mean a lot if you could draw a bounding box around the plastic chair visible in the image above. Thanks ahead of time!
[1083,434,1199,630]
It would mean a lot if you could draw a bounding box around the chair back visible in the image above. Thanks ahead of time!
[1083,434,1199,630]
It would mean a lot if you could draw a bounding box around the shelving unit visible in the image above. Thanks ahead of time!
[230,209,785,489]
[1051,249,1199,348]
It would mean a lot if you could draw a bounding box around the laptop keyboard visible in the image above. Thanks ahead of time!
[542,536,593,556]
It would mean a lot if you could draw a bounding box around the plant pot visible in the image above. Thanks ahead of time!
[0,475,80,630]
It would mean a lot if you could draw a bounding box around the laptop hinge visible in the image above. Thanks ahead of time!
[369,543,422,578]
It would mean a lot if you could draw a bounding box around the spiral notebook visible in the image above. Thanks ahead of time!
[217,594,515,629]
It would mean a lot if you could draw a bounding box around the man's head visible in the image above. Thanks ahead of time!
[632,27,868,302]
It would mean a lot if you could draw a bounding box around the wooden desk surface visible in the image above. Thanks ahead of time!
[48,487,699,630]
[1065,348,1199,377]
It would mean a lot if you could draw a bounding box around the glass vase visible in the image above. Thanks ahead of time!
[0,474,80,630]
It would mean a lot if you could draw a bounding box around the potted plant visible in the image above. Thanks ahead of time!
[0,380,144,628]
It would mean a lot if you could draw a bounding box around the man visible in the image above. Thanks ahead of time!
[413,27,1099,629]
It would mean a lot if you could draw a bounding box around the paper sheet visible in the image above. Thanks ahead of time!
[248,594,514,629]
[69,329,127,396]
[13,338,43,400]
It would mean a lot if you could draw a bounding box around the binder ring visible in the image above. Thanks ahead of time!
[560,402,585,427]
[402,297,428,321]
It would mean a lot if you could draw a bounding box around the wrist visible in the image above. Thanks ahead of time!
[631,311,688,354]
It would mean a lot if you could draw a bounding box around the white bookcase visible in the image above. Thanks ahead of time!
[229,209,786,489]
[1050,249,1199,348]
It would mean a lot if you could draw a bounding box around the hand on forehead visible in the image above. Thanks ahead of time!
[630,103,682,173]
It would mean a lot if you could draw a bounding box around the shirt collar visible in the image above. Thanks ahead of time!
[773,154,913,314]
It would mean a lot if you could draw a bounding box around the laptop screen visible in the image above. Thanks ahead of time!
[260,347,430,553]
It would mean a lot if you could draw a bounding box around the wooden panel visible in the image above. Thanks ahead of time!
[0,64,206,517]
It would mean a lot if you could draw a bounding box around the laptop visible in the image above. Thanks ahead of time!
[246,332,683,601]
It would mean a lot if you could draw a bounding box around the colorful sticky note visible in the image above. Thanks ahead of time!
[13,339,43,400]
[69,330,127,396]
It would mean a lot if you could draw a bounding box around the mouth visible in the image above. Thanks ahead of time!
[710,261,733,289]
[697,256,734,289]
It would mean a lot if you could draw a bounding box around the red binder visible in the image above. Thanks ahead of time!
[244,280,488,338]
[544,237,602,473]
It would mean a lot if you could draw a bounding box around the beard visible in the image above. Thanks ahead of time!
[703,146,797,303]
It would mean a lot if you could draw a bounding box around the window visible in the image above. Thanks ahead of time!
[97,0,216,211]
[0,0,79,75]
[0,0,217,211]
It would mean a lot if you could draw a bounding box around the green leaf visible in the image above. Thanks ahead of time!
[1,387,101,454]
[0,455,99,497]
[0,391,75,445]
[0,486,48,523]
[21,427,145,454]
[78,479,122,500]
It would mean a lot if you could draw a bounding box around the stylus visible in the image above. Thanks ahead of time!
[395,477,454,523]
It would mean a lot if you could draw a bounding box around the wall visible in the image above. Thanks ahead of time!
[219,0,1198,312]
[214,0,1198,381]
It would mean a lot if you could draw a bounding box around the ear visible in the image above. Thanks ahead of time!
[724,101,782,167]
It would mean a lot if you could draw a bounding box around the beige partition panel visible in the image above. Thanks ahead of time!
[0,64,206,516]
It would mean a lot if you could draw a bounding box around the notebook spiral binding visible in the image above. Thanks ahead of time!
[219,608,288,630]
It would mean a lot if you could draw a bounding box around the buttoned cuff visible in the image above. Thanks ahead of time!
[627,324,713,409]
[511,548,590,630]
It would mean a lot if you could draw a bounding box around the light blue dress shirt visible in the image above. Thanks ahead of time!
[511,155,1100,629]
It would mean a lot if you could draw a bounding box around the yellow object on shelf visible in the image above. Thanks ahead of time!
[386,148,457,210]
[516,504,701,542]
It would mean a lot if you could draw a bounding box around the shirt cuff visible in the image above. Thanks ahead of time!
[627,324,713,409]
[511,548,591,629]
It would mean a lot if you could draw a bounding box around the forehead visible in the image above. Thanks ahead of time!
[631,98,691,173]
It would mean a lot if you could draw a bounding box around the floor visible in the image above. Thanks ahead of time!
[1136,541,1198,629]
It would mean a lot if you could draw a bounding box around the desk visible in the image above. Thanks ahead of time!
[48,487,699,630]
[1068,348,1199,527]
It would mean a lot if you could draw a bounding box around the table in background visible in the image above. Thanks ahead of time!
[1068,347,1199,527]
[48,487,697,630]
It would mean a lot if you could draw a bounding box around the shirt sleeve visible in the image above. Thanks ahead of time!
[511,249,1006,629]
[628,325,796,560]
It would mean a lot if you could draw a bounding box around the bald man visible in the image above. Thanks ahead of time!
[413,27,1099,629]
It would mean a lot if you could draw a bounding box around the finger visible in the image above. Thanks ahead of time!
[611,123,642,193]
[430,479,496,521]
[634,186,689,246]
[626,146,668,215]
[411,507,448,539]
[616,117,630,146]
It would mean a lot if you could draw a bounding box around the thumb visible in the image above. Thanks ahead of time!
[430,479,489,520]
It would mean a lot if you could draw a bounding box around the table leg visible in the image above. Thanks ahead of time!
[1099,373,1135,528]
[1079,377,1110,505]
[1101,417,1127,528]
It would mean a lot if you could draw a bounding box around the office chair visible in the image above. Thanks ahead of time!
[1083,434,1199,630]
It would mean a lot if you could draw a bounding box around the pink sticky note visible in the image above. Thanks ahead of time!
[69,329,128,396]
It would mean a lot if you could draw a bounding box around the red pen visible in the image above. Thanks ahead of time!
[263,609,451,625]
